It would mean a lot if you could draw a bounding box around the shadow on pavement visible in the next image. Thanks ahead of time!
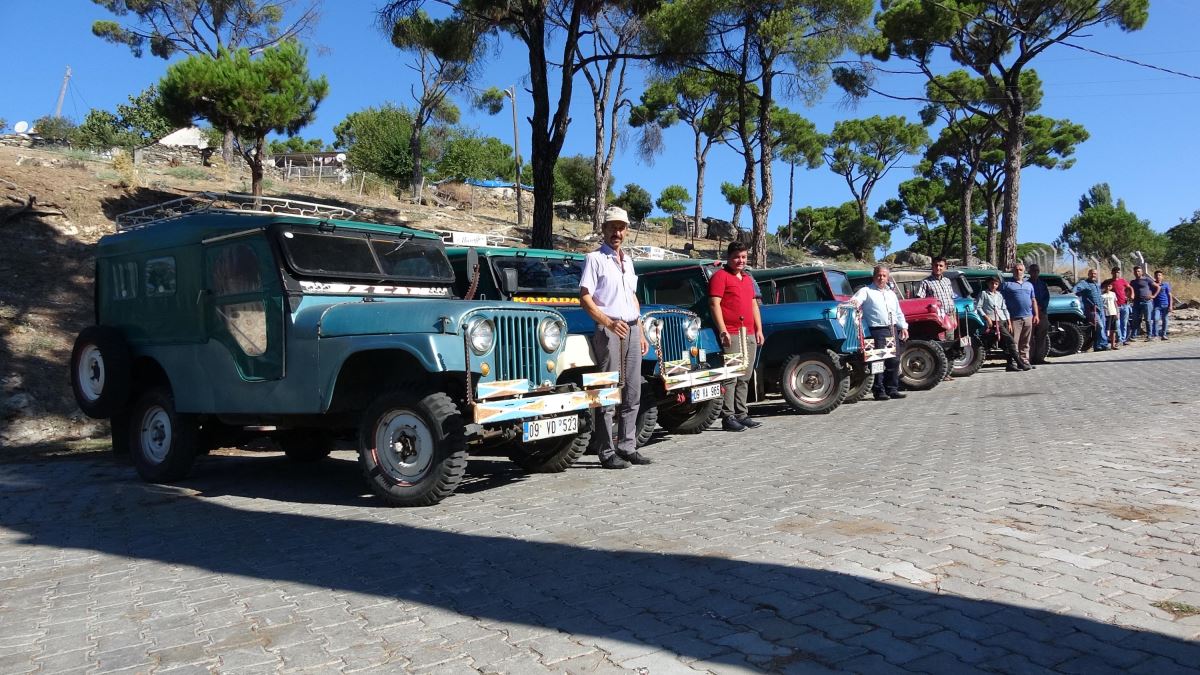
[1,459,1197,673]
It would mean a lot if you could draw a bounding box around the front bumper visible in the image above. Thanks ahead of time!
[658,353,747,392]
[472,372,621,425]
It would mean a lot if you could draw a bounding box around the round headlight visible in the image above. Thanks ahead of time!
[539,318,565,352]
[643,317,663,345]
[466,317,494,355]
[685,316,701,342]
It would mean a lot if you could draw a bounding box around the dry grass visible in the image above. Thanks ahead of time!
[1169,274,1200,304]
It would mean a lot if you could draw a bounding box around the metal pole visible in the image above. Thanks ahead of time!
[508,86,524,226]
[53,66,71,118]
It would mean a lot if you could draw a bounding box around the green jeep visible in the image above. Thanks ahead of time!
[69,193,619,506]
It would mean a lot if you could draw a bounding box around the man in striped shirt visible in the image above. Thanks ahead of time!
[915,256,958,381]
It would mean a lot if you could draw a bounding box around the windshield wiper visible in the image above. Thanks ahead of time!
[378,233,415,258]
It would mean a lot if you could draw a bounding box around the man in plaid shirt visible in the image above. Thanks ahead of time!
[915,256,958,382]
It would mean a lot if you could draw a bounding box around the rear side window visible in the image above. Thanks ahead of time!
[780,281,821,304]
[145,257,177,297]
[651,275,701,307]
[112,261,138,300]
[209,244,262,296]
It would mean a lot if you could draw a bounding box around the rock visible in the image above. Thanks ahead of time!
[2,392,36,418]
[813,240,846,258]
[893,250,933,267]
[670,214,692,236]
[704,217,738,241]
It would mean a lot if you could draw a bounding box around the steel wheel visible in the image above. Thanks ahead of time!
[372,410,436,486]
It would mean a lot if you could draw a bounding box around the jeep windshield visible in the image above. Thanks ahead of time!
[490,256,584,296]
[278,228,454,284]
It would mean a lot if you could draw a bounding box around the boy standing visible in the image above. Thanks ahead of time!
[1101,280,1119,350]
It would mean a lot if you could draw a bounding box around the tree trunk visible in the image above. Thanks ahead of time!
[249,136,265,197]
[999,105,1025,270]
[410,125,424,203]
[961,174,979,265]
[786,160,795,245]
[693,132,708,242]
[985,194,998,267]
[591,96,606,233]
[750,66,775,270]
[222,129,234,166]
[855,200,870,262]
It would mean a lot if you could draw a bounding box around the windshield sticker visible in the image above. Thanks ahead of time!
[512,295,580,305]
[299,281,450,297]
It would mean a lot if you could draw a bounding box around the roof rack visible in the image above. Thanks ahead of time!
[115,192,358,231]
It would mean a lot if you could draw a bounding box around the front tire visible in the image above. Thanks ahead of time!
[951,337,985,377]
[900,340,949,391]
[657,398,723,434]
[1048,322,1085,357]
[779,350,849,415]
[509,414,592,473]
[129,387,199,483]
[358,391,468,507]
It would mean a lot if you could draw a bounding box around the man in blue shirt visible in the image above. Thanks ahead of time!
[1029,264,1051,362]
[1073,268,1109,351]
[1000,263,1039,370]
[1153,270,1174,340]
[1128,265,1158,340]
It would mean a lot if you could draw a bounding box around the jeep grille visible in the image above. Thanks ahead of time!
[494,312,541,384]
[649,311,689,362]
[837,303,861,353]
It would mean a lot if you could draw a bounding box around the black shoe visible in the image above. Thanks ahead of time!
[621,452,653,465]
[722,416,746,432]
[1161,336,1168,341]
[887,391,907,399]
[1006,365,1021,372]
[873,393,890,401]
[600,455,630,469]
[1020,362,1033,371]
[737,416,762,429]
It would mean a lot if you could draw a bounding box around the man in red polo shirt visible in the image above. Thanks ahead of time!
[709,241,765,432]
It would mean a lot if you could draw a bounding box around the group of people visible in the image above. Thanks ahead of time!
[579,207,764,470]
[1073,266,1176,350]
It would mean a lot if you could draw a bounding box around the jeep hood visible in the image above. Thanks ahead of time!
[314,299,557,338]
[1047,295,1084,318]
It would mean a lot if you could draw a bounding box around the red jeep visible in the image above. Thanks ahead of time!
[843,270,959,390]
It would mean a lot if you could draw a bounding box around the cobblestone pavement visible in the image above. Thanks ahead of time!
[2,338,1199,674]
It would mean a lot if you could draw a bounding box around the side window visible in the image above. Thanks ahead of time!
[112,261,138,300]
[652,275,700,307]
[209,244,266,356]
[780,282,819,304]
[145,257,177,297]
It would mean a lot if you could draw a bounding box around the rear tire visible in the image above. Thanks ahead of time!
[71,326,132,419]
[129,387,199,483]
[657,398,723,434]
[899,340,948,391]
[357,391,467,507]
[509,414,592,473]
[951,337,986,377]
[779,350,848,415]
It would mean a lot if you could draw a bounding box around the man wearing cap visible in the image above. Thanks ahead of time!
[580,206,651,469]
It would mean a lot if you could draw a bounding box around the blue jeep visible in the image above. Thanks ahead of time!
[634,261,893,414]
[958,269,1089,360]
[69,194,620,506]
[445,247,745,444]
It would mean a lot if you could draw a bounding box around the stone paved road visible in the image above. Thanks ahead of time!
[2,339,1199,674]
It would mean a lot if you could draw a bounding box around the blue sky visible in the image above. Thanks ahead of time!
[3,1,1198,253]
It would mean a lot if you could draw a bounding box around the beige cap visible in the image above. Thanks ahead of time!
[603,206,630,225]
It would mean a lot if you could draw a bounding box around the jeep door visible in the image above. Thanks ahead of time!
[203,237,285,381]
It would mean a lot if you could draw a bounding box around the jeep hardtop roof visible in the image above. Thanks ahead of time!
[752,265,842,282]
[446,245,581,260]
[99,192,439,255]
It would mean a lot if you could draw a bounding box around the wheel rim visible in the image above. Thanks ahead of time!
[789,360,835,404]
[903,348,933,380]
[373,410,434,485]
[952,343,975,369]
[139,405,172,464]
[1049,325,1069,352]
[77,344,106,402]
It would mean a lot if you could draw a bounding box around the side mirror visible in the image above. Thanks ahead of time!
[501,267,519,296]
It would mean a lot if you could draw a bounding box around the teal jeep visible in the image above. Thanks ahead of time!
[444,246,745,444]
[635,260,893,414]
[69,194,619,506]
[958,268,1088,360]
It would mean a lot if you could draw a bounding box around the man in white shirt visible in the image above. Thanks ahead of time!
[580,207,651,469]
[851,265,910,401]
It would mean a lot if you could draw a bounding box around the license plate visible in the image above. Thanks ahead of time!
[870,360,885,374]
[522,415,578,442]
[689,383,722,403]
[959,336,971,347]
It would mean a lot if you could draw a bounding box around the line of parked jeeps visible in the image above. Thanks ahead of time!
[70,194,1088,506]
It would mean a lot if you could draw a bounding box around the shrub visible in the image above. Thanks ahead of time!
[166,166,211,181]
[111,150,138,188]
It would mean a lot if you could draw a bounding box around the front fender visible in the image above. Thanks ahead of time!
[318,334,467,408]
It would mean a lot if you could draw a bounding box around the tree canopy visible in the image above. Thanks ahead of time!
[1164,213,1200,272]
[613,183,653,224]
[1055,183,1165,265]
[158,41,328,195]
[334,105,416,184]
